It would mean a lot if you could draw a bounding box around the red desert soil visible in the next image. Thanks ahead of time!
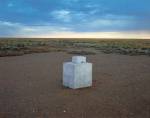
[0,52,150,118]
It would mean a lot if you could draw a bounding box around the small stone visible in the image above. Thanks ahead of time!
[63,110,66,113]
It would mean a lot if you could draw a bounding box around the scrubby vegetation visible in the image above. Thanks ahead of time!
[0,38,150,57]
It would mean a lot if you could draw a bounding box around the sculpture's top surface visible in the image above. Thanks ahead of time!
[72,56,86,64]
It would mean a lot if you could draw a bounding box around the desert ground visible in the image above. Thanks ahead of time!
[0,38,150,118]
[0,51,150,118]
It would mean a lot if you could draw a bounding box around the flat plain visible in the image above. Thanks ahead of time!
[0,38,150,118]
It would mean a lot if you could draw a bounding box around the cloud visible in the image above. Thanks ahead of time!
[0,21,150,39]
[51,10,71,22]
[87,18,132,30]
[72,14,136,32]
[41,31,150,39]
[50,9,88,23]
[0,21,21,27]
[50,9,137,32]
[0,0,150,37]
[0,21,71,37]
[85,4,99,8]
[85,3,107,14]
[62,0,79,5]
[6,1,37,14]
[0,21,22,36]
[7,3,14,7]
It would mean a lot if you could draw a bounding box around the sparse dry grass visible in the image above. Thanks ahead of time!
[0,38,150,57]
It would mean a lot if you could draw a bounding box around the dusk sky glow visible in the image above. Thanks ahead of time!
[0,0,150,38]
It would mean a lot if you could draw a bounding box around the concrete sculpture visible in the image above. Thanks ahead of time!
[63,56,92,89]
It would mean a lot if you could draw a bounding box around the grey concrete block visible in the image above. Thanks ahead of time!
[63,56,92,89]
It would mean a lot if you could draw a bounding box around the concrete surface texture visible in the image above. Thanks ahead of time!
[63,56,92,89]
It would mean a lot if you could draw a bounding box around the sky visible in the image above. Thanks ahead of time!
[0,0,150,38]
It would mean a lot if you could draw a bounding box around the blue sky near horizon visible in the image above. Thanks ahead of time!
[0,0,150,38]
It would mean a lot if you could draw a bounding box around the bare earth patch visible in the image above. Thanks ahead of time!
[0,52,150,118]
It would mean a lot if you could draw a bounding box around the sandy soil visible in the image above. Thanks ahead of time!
[0,52,150,118]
